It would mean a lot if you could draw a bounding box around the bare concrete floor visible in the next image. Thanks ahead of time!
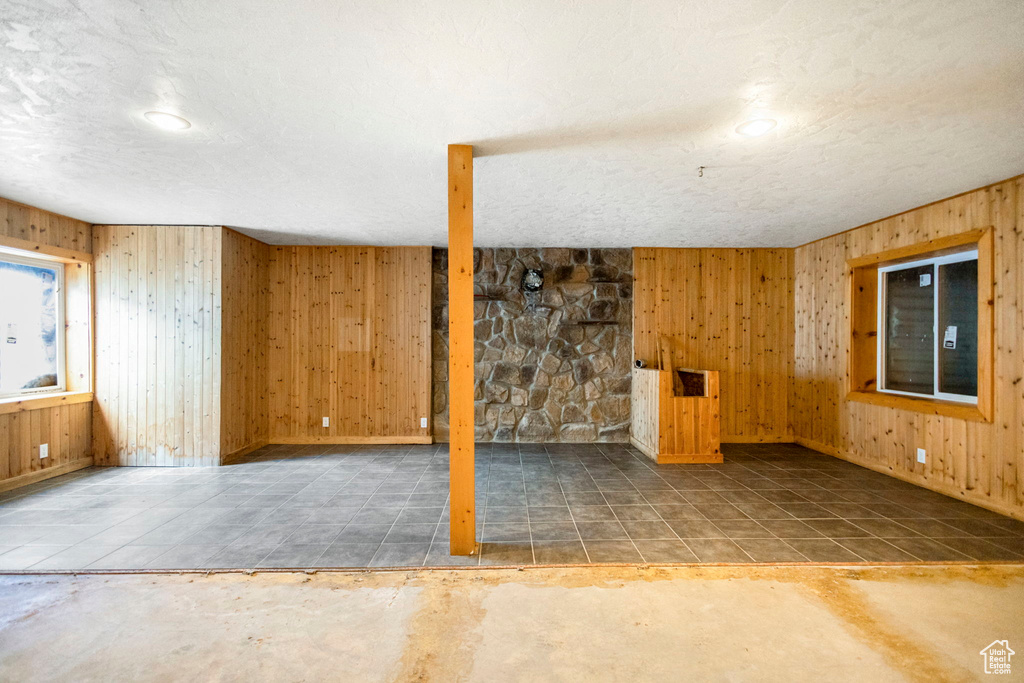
[1,565,1022,682]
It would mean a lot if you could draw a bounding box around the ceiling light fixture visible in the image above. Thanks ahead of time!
[144,111,192,130]
[735,118,777,137]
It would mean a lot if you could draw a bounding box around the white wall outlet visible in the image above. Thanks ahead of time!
[39,443,48,459]
[916,448,926,464]
[322,417,330,428]
[420,417,428,429]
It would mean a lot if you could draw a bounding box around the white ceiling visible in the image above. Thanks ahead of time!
[1,0,1022,247]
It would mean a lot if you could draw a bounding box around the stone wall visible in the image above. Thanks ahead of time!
[432,247,633,443]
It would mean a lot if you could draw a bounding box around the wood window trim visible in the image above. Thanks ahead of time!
[0,237,94,400]
[846,227,993,423]
[0,234,92,265]
[0,390,93,415]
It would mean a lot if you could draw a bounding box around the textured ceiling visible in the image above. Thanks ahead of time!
[1,0,1022,247]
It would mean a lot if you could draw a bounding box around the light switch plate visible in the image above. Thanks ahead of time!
[916,448,926,464]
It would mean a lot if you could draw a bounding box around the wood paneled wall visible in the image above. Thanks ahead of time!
[93,225,223,467]
[0,198,93,491]
[221,229,269,461]
[91,232,431,466]
[633,248,794,442]
[792,177,1024,520]
[1,198,91,253]
[267,246,432,443]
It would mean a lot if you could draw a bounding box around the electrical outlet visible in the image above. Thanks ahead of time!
[916,448,926,464]
[322,417,330,428]
[39,443,48,459]
[420,417,428,429]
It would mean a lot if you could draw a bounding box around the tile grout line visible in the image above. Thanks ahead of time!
[556,449,592,564]
[520,445,536,565]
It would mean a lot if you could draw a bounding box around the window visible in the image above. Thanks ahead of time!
[877,250,978,403]
[847,228,992,422]
[0,253,65,398]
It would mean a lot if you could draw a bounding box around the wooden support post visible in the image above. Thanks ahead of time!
[448,144,477,556]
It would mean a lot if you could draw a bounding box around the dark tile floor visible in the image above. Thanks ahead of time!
[1,442,1022,570]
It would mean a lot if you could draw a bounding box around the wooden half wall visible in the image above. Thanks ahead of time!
[0,198,94,491]
[792,176,1024,520]
[267,246,432,443]
[633,248,794,442]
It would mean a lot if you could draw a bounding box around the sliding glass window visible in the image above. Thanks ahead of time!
[877,250,978,403]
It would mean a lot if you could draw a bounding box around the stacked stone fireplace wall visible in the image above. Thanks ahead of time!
[432,247,633,443]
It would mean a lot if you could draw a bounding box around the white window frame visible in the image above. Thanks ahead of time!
[0,252,66,399]
[876,249,978,404]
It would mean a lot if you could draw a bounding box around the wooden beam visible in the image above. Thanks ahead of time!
[447,144,477,556]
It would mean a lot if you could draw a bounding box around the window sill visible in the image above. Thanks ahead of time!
[847,390,989,422]
[0,391,93,415]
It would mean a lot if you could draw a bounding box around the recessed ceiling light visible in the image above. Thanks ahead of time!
[735,118,777,137]
[144,111,192,130]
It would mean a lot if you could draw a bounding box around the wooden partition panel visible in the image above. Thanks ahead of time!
[93,225,223,466]
[0,198,93,491]
[792,176,1024,520]
[221,229,270,461]
[267,246,431,442]
[633,248,794,442]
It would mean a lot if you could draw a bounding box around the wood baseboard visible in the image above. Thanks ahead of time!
[658,452,724,464]
[794,436,1023,522]
[221,440,268,466]
[0,457,94,494]
[721,434,794,443]
[630,437,723,464]
[269,436,434,445]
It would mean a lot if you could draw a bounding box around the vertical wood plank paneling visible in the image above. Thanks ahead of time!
[266,245,431,443]
[633,247,794,442]
[792,177,1024,520]
[93,225,222,467]
[0,197,92,253]
[220,229,269,461]
[0,197,93,490]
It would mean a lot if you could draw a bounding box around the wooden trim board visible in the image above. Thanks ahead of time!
[0,233,93,264]
[220,440,269,466]
[0,392,93,416]
[720,435,795,444]
[846,228,987,268]
[0,457,94,494]
[658,452,724,464]
[847,391,988,422]
[270,436,433,445]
